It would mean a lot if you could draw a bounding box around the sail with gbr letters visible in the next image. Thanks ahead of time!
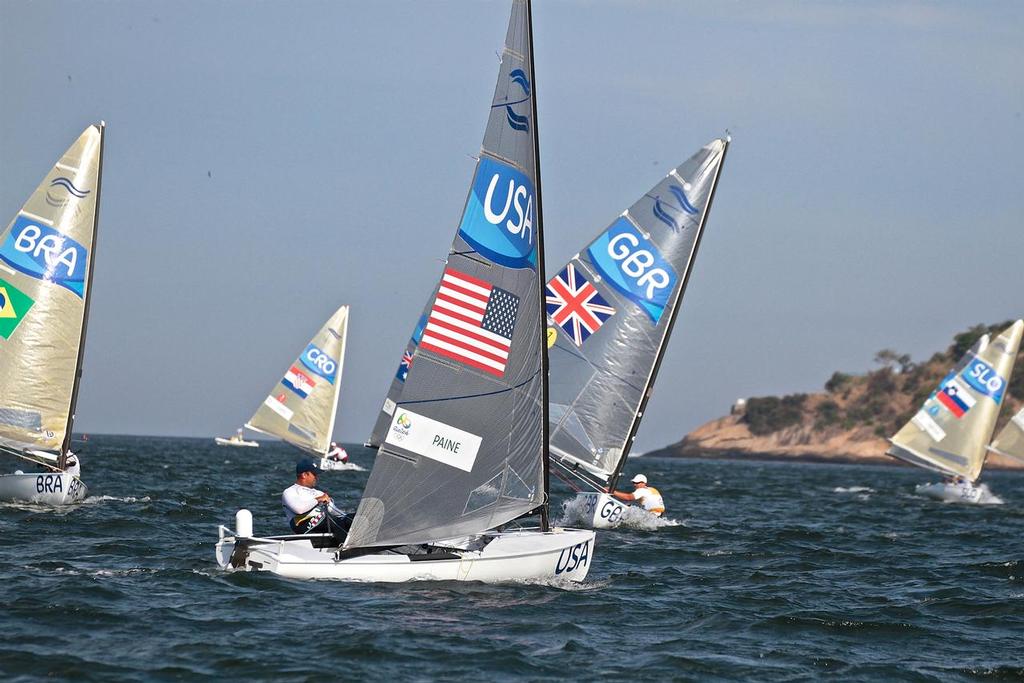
[0,124,105,468]
[245,306,349,456]
[546,139,728,492]
[346,0,547,549]
[887,320,1023,482]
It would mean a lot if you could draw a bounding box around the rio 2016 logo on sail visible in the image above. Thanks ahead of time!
[300,343,337,384]
[961,359,1006,403]
[587,217,677,323]
[0,214,89,297]
[457,157,536,269]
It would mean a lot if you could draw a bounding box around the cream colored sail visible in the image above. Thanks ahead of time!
[988,407,1024,463]
[888,320,1023,482]
[245,306,348,455]
[0,124,104,460]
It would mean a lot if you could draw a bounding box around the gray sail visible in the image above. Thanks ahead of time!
[246,306,348,456]
[989,407,1024,463]
[346,0,545,549]
[547,139,728,491]
[366,298,432,448]
[888,320,1023,482]
[0,124,104,463]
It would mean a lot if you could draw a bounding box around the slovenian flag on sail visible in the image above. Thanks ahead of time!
[283,366,316,399]
[936,377,975,418]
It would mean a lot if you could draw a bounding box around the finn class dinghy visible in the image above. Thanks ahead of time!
[0,124,105,505]
[887,320,1023,503]
[236,305,358,471]
[988,406,1024,464]
[214,430,259,448]
[217,0,595,583]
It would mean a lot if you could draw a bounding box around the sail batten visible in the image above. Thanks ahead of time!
[245,306,349,456]
[547,139,729,491]
[888,321,1023,482]
[0,125,104,456]
[347,0,546,549]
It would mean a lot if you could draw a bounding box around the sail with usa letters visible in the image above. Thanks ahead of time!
[888,320,1023,502]
[215,0,595,582]
[546,139,728,527]
[244,305,349,457]
[0,124,105,504]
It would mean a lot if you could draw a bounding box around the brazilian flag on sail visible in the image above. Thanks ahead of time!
[0,276,34,340]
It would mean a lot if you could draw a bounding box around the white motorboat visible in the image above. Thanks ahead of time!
[215,433,259,448]
[0,124,105,504]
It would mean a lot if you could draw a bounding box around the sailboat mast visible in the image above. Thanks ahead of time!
[606,137,730,493]
[525,0,550,531]
[60,122,105,468]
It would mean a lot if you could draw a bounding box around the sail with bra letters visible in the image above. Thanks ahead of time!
[0,124,105,468]
[245,306,349,456]
[346,0,548,549]
[546,139,728,493]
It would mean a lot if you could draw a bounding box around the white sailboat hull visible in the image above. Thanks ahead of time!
[916,481,983,504]
[214,437,259,448]
[574,492,628,529]
[216,522,595,583]
[318,458,364,472]
[0,472,88,505]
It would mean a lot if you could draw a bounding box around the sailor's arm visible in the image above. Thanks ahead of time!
[609,490,635,502]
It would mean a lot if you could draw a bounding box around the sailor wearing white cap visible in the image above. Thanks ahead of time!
[610,474,665,516]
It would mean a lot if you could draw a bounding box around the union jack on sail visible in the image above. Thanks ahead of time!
[546,263,615,346]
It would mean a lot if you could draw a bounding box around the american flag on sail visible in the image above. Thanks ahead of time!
[420,267,519,377]
[546,263,615,346]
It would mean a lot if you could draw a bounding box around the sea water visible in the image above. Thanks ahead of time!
[1,435,1022,681]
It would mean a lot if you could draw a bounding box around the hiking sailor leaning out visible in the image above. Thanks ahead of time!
[282,457,352,543]
[610,474,665,517]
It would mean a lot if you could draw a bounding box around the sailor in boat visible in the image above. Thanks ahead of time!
[65,452,81,478]
[326,441,349,464]
[610,474,666,517]
[282,457,353,544]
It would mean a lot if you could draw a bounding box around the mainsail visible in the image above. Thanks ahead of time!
[0,124,105,467]
[989,407,1024,463]
[366,299,432,448]
[346,0,546,549]
[888,320,1023,482]
[245,305,349,455]
[547,139,729,492]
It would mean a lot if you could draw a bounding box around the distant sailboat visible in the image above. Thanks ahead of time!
[546,139,729,528]
[887,320,1023,503]
[216,0,595,582]
[988,406,1024,463]
[238,305,355,470]
[214,429,259,448]
[0,123,105,505]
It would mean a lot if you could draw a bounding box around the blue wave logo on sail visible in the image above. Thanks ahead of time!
[499,68,531,132]
[458,156,536,269]
[652,184,698,232]
[961,359,1006,404]
[0,214,88,298]
[299,343,337,384]
[45,177,90,208]
[586,217,676,323]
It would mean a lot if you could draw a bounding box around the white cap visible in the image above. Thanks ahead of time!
[631,474,647,484]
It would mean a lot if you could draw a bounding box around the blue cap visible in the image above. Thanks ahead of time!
[296,457,322,476]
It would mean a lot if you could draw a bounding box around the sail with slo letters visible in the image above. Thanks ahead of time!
[547,139,728,492]
[0,124,104,463]
[245,306,348,456]
[989,407,1024,463]
[346,0,546,549]
[366,299,432,448]
[888,320,1023,482]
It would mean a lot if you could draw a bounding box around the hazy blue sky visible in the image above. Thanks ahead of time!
[1,1,1022,451]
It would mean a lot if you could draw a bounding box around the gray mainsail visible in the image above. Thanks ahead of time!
[547,139,729,491]
[888,320,1023,482]
[366,299,431,448]
[0,124,105,468]
[346,0,547,549]
[245,306,349,456]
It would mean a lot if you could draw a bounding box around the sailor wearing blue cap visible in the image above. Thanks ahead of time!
[282,457,352,543]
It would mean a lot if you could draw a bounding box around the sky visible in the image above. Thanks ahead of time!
[1,1,1022,451]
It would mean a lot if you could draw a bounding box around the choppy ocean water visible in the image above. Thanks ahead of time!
[1,434,1022,681]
